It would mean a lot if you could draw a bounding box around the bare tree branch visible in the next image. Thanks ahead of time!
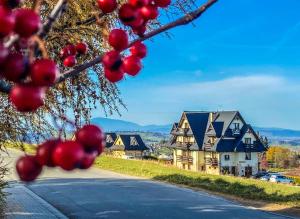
[58,0,218,83]
[0,0,217,94]
[38,0,68,39]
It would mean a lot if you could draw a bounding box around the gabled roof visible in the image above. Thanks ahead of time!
[110,134,148,151]
[105,132,117,148]
[185,112,209,150]
[169,111,267,152]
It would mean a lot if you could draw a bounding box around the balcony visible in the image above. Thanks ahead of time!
[171,128,192,136]
[176,155,193,164]
[174,141,194,149]
[232,128,241,135]
[205,158,218,166]
[204,143,213,150]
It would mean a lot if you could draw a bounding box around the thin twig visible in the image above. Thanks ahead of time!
[38,0,68,39]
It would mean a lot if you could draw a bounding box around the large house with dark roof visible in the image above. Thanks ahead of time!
[169,111,268,177]
[105,133,149,158]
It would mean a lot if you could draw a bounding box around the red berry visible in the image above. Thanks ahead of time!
[10,84,45,112]
[76,125,104,152]
[108,29,128,51]
[97,0,117,13]
[36,139,61,167]
[59,45,76,59]
[102,50,122,70]
[76,42,88,55]
[0,44,8,67]
[129,0,149,8]
[0,6,15,38]
[14,8,41,38]
[2,53,29,82]
[66,44,77,56]
[79,151,98,170]
[119,4,137,26]
[133,24,146,36]
[16,155,42,182]
[30,59,59,86]
[122,55,142,76]
[128,12,144,29]
[63,56,77,67]
[140,5,158,20]
[154,0,170,8]
[52,141,84,171]
[104,68,124,83]
[130,41,147,58]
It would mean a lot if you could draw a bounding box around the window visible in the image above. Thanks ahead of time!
[224,155,230,160]
[130,137,138,146]
[106,135,113,143]
[245,152,251,160]
[245,138,252,145]
[233,123,240,130]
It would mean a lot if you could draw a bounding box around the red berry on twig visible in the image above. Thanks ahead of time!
[16,155,42,182]
[108,29,128,51]
[10,84,45,112]
[63,56,77,67]
[14,8,41,38]
[104,68,124,83]
[36,139,61,167]
[122,55,142,76]
[130,41,147,58]
[30,59,59,86]
[52,141,85,171]
[0,6,15,38]
[76,42,88,55]
[2,53,29,82]
[97,0,117,13]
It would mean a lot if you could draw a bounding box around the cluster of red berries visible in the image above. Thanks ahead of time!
[0,3,60,112]
[16,125,104,182]
[97,0,171,36]
[103,36,147,82]
[97,0,170,83]
[60,42,88,68]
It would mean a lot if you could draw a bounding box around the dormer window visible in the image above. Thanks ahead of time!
[233,123,240,130]
[106,135,113,143]
[130,137,138,146]
[245,138,252,145]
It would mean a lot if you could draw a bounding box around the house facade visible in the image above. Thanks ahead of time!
[169,111,268,177]
[105,133,148,159]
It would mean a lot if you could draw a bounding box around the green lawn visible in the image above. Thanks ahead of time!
[95,156,300,206]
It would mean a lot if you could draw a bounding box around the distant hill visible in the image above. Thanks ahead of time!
[91,117,300,145]
[91,117,171,133]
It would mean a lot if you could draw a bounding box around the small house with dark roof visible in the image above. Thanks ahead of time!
[105,132,118,148]
[169,111,268,176]
[108,134,148,158]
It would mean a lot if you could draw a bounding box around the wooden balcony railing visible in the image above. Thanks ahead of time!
[176,155,193,164]
[232,128,241,135]
[205,158,218,166]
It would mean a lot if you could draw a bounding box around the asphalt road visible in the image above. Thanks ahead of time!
[2,149,295,219]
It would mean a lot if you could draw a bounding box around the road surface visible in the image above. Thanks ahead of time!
[2,149,296,219]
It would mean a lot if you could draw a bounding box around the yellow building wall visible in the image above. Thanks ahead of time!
[112,150,125,158]
[204,152,220,175]
[126,151,143,157]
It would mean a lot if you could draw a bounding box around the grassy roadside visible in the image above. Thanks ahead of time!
[95,156,300,207]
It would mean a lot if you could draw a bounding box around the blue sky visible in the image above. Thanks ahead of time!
[94,0,300,130]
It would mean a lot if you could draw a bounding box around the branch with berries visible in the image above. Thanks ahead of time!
[0,0,218,182]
